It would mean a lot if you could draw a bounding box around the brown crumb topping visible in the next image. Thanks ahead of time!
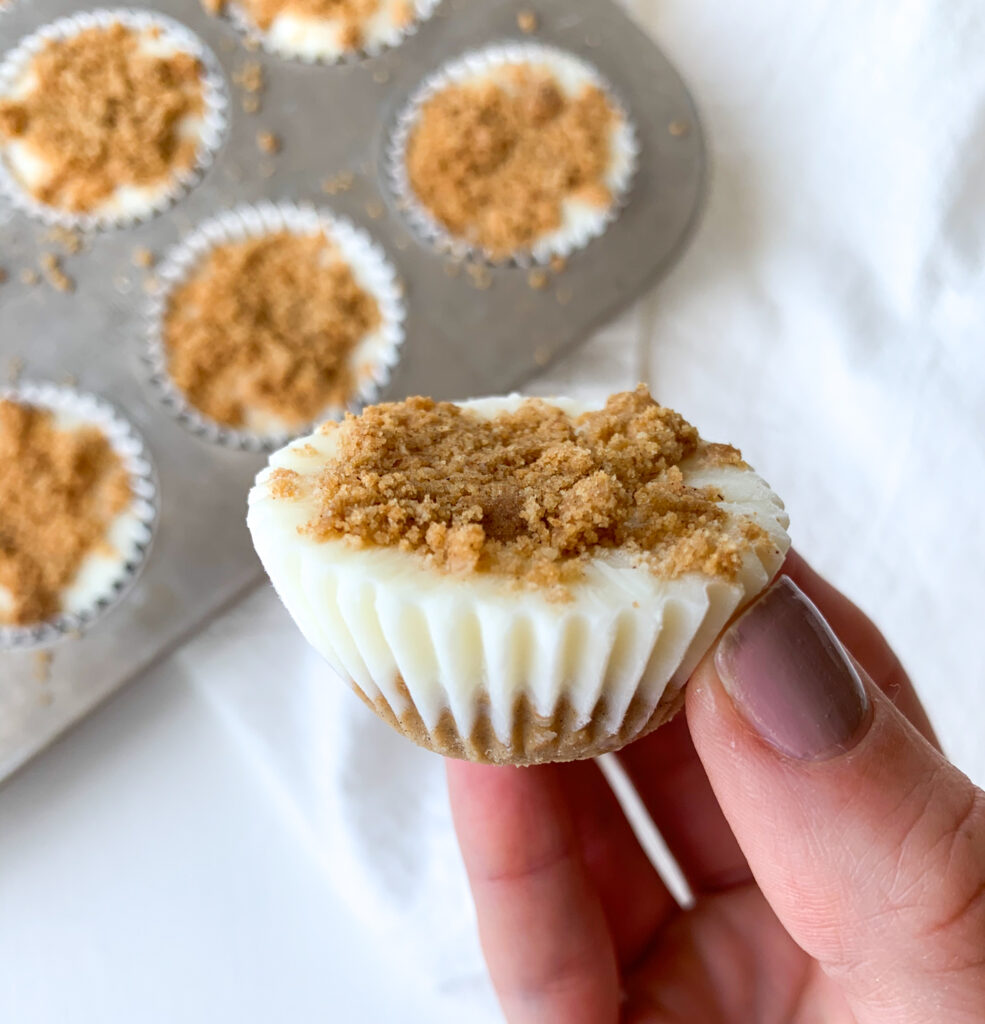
[163,231,381,429]
[0,24,205,214]
[208,0,412,50]
[295,387,763,592]
[406,64,617,257]
[0,401,132,625]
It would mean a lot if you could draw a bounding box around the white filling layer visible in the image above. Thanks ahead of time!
[247,396,790,743]
[242,0,426,59]
[0,29,208,218]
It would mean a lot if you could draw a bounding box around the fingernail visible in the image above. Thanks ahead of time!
[715,577,870,761]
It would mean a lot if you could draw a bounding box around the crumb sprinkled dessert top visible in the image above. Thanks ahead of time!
[0,401,132,625]
[163,231,381,429]
[206,0,414,50]
[272,386,761,593]
[406,64,618,258]
[0,23,206,213]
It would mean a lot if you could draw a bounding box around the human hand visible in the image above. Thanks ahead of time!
[447,553,985,1023]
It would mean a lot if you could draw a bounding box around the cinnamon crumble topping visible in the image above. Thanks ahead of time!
[0,401,132,625]
[406,64,617,257]
[0,23,206,213]
[293,387,763,591]
[163,231,381,428]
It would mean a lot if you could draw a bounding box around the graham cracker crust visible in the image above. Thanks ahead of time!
[349,674,687,765]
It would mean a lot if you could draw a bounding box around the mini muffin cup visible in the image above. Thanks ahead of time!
[220,0,441,64]
[144,199,407,452]
[387,41,640,268]
[248,397,792,765]
[0,381,158,651]
[0,8,228,231]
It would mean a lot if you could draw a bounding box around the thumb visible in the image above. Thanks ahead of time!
[686,577,985,1024]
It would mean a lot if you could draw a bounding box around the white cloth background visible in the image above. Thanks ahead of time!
[3,1,984,1021]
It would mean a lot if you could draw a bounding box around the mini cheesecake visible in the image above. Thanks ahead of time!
[247,387,790,764]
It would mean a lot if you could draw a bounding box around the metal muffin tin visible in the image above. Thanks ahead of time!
[0,0,705,782]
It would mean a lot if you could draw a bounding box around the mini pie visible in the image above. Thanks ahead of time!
[248,387,790,765]
[397,45,637,262]
[205,0,432,61]
[160,226,391,438]
[0,19,211,221]
[0,398,144,632]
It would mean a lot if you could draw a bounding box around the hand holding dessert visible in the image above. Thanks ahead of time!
[447,554,985,1024]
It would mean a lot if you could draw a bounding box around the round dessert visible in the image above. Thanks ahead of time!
[390,43,638,265]
[0,11,226,228]
[147,202,405,449]
[0,384,157,649]
[205,0,439,62]
[247,387,790,765]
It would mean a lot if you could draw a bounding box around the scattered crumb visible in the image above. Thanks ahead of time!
[242,94,261,114]
[132,247,155,269]
[299,387,762,592]
[527,268,548,290]
[669,119,691,138]
[40,253,74,292]
[142,275,160,295]
[0,23,206,213]
[550,255,567,273]
[0,400,132,625]
[44,226,82,254]
[365,199,384,220]
[321,170,355,195]
[466,263,492,290]
[406,63,619,257]
[517,10,538,33]
[533,344,551,367]
[372,68,390,85]
[19,268,38,286]
[257,130,280,154]
[234,60,264,94]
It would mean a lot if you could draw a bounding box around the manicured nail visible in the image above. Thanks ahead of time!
[715,577,870,761]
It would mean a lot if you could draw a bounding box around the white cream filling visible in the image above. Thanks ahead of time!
[247,0,424,59]
[247,396,790,743]
[0,29,208,218]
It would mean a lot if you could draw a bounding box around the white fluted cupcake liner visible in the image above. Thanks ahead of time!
[387,42,640,268]
[247,396,791,765]
[0,8,228,231]
[219,0,441,64]
[144,199,406,452]
[0,381,158,651]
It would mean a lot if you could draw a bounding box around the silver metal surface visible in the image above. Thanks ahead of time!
[0,0,705,781]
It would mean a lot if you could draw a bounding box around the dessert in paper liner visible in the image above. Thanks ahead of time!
[0,382,158,651]
[247,391,790,765]
[0,8,228,230]
[387,42,639,266]
[144,200,406,452]
[214,0,441,63]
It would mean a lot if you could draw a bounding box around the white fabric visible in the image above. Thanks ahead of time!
[2,2,983,1020]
